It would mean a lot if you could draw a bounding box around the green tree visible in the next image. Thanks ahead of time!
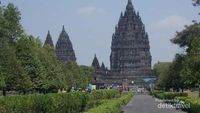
[171,23,200,96]
[62,61,94,91]
[0,2,95,96]
[153,62,172,90]
[0,3,23,44]
[42,45,66,93]
[0,3,23,96]
[15,36,47,94]
[180,38,200,91]
[166,54,186,92]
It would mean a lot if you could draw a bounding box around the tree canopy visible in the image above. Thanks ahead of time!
[0,3,94,96]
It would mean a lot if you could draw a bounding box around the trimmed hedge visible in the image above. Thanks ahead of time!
[0,93,89,113]
[150,91,188,100]
[90,90,120,100]
[176,97,200,113]
[84,93,133,113]
[0,90,119,113]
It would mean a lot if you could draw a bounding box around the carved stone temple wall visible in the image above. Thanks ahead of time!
[92,0,153,87]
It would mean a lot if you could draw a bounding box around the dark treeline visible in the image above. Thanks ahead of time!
[154,0,200,96]
[0,3,94,96]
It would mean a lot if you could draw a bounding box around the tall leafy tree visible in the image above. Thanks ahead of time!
[170,0,200,96]
[42,45,66,93]
[15,36,47,93]
[0,3,23,96]
[3,3,23,43]
[180,38,200,89]
[166,54,185,92]
[153,62,172,90]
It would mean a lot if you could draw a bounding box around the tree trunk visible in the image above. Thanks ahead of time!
[199,84,200,97]
[3,88,6,96]
[23,91,26,95]
[181,87,184,93]
[176,88,179,92]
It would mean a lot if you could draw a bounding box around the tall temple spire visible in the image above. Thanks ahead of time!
[124,0,135,21]
[44,30,54,47]
[55,26,76,62]
[126,0,134,11]
[59,25,69,40]
[110,0,152,76]
[128,0,132,4]
[62,25,65,32]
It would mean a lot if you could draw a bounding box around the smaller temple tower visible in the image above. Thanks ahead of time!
[100,62,106,71]
[91,54,100,69]
[55,26,76,62]
[91,54,101,83]
[44,30,54,47]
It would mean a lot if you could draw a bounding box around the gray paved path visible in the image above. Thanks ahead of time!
[122,94,186,113]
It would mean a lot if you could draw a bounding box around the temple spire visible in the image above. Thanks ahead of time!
[44,30,54,47]
[59,25,69,40]
[101,62,106,71]
[92,54,100,69]
[62,25,65,32]
[120,12,123,17]
[55,26,76,62]
[126,0,134,10]
[125,0,135,17]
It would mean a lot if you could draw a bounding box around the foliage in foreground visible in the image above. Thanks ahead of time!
[150,90,188,100]
[151,90,200,113]
[84,93,133,113]
[0,90,119,113]
[176,97,200,113]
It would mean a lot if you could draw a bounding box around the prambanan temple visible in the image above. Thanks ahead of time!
[44,26,76,63]
[44,0,154,88]
[92,0,153,87]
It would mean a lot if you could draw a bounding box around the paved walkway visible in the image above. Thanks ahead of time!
[122,94,186,113]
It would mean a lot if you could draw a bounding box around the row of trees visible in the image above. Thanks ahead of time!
[154,0,200,96]
[0,3,94,96]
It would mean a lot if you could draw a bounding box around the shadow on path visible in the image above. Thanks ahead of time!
[122,94,186,113]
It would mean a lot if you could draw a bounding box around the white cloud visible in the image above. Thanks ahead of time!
[153,15,191,30]
[77,6,105,17]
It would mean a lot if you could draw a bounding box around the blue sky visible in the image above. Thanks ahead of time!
[3,0,200,68]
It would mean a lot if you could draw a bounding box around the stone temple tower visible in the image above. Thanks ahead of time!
[92,54,100,70]
[56,26,76,62]
[110,0,152,77]
[44,30,54,47]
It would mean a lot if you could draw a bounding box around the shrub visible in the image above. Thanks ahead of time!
[0,90,119,113]
[90,90,120,100]
[0,93,89,113]
[151,91,188,100]
[84,93,133,113]
[176,97,200,113]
